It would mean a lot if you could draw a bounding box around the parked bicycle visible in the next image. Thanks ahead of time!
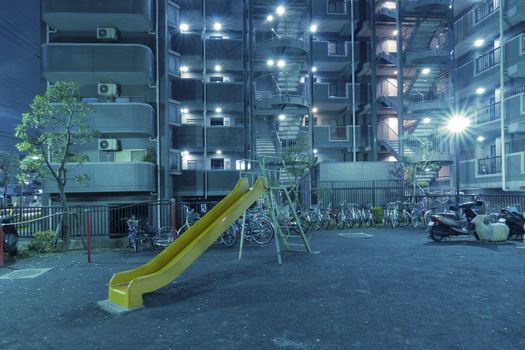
[124,215,172,252]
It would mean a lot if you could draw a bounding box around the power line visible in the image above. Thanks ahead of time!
[0,16,39,51]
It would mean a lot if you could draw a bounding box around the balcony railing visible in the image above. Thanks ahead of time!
[475,0,500,24]
[478,156,502,175]
[475,102,500,124]
[476,47,500,74]
[506,140,525,153]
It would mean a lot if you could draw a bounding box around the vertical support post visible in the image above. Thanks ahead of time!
[455,137,460,205]
[85,210,91,263]
[171,199,177,241]
[238,211,247,261]
[0,224,4,267]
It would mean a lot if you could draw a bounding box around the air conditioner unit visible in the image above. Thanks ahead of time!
[98,83,119,97]
[98,139,120,151]
[97,27,118,40]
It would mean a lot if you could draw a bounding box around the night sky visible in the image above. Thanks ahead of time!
[0,0,41,152]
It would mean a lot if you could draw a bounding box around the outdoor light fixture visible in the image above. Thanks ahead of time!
[181,108,189,114]
[447,114,470,133]
[278,114,286,121]
[311,66,318,72]
[476,87,486,95]
[276,6,286,16]
[422,68,431,75]
[423,117,431,124]
[266,15,274,22]
[180,66,189,72]
[213,22,222,31]
[180,23,189,33]
[277,60,286,68]
[214,65,222,72]
[181,150,189,156]
[477,136,486,142]
[474,39,485,47]
[310,24,318,33]
[216,150,222,155]
[313,149,318,154]
[392,30,398,36]
[393,70,398,75]
[424,168,431,172]
[312,107,318,113]
[215,107,222,113]
[267,59,274,66]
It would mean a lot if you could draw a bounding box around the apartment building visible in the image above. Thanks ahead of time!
[40,0,369,204]
[453,0,525,192]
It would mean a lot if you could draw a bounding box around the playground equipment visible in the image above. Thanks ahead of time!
[103,158,312,311]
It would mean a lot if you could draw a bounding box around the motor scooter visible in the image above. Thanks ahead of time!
[1,216,18,256]
[427,200,484,242]
[498,206,525,240]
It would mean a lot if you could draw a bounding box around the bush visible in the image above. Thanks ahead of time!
[28,231,56,253]
[372,207,383,225]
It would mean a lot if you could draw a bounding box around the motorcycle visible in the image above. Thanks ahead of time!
[427,200,484,242]
[497,206,525,240]
[1,216,19,256]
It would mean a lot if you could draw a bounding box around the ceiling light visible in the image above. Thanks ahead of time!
[267,59,274,66]
[311,66,318,72]
[474,39,485,47]
[277,60,286,68]
[180,23,189,33]
[393,70,398,75]
[181,108,189,114]
[181,150,189,156]
[313,149,318,154]
[267,15,274,22]
[213,22,222,31]
[424,168,431,172]
[392,30,398,36]
[180,66,189,72]
[310,24,318,33]
[423,117,431,124]
[216,150,222,155]
[476,87,486,95]
[215,107,222,113]
[422,68,431,75]
[477,136,486,142]
[278,114,286,121]
[312,107,318,113]
[214,65,222,72]
[276,6,286,16]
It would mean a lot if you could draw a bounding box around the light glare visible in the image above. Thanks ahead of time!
[276,6,286,16]
[447,114,471,134]
[180,23,189,33]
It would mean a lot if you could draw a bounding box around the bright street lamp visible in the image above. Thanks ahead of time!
[276,6,285,16]
[447,114,470,204]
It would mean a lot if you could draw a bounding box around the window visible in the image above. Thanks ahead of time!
[211,158,224,170]
[329,82,338,97]
[327,0,345,14]
[114,149,147,162]
[328,41,337,55]
[210,118,224,126]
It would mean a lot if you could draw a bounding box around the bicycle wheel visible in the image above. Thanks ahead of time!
[308,211,322,231]
[156,226,173,246]
[220,225,238,247]
[128,232,138,253]
[176,223,190,238]
[411,209,419,228]
[251,218,274,245]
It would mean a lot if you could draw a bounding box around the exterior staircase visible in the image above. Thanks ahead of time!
[256,138,277,159]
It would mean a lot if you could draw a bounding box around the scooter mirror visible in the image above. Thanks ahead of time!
[449,205,457,211]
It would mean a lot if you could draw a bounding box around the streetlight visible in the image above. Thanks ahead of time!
[447,114,471,204]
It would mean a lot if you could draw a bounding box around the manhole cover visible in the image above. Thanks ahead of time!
[338,232,374,238]
[0,268,52,280]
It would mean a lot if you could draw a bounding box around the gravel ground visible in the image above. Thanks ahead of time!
[1,228,524,350]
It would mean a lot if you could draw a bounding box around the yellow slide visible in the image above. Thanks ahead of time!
[106,177,267,310]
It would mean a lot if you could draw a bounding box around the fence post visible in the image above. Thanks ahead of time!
[85,210,91,263]
[372,181,376,207]
[0,224,4,268]
[171,199,177,241]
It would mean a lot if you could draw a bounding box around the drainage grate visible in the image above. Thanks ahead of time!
[0,268,52,280]
[338,232,374,238]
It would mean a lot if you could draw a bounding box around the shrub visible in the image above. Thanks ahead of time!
[28,231,56,253]
[372,207,383,225]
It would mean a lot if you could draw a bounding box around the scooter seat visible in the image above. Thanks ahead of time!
[441,213,461,220]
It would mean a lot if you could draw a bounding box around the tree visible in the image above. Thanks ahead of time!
[15,81,94,246]
[282,133,316,206]
[0,152,20,207]
[403,137,441,200]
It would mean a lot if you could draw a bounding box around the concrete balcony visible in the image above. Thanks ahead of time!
[171,170,238,196]
[314,126,361,150]
[43,162,155,194]
[313,83,363,111]
[42,43,154,85]
[172,170,204,197]
[207,170,240,196]
[172,125,203,149]
[168,100,181,126]
[403,0,449,13]
[255,37,308,57]
[168,50,181,78]
[312,41,360,70]
[459,152,525,191]
[405,48,451,64]
[206,127,244,151]
[169,149,182,175]
[89,103,154,136]
[206,83,243,104]
[42,0,154,32]
[167,1,180,31]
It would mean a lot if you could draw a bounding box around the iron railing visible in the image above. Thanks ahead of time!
[475,102,501,124]
[475,0,500,23]
[505,140,525,154]
[476,47,500,74]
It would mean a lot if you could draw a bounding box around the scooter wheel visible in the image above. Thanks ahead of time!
[473,232,480,240]
[429,227,446,242]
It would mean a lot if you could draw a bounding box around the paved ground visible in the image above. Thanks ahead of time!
[1,228,524,350]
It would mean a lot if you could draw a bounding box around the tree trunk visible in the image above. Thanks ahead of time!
[57,183,69,249]
[2,184,7,207]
